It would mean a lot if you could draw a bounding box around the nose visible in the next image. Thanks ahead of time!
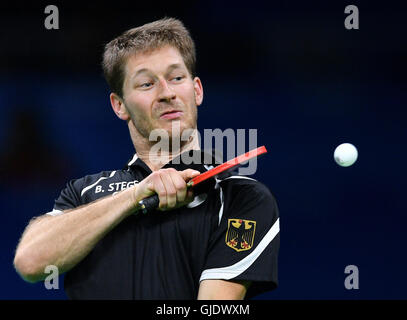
[157,78,176,103]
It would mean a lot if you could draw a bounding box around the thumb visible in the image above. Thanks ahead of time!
[180,169,201,181]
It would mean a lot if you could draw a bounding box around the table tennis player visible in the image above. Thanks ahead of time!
[13,17,280,300]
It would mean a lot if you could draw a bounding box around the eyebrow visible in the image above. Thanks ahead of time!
[131,63,184,80]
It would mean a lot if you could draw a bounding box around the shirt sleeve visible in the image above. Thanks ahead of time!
[47,179,83,216]
[200,179,280,299]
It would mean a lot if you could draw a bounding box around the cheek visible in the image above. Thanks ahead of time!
[125,95,152,118]
[181,84,198,106]
[181,89,198,118]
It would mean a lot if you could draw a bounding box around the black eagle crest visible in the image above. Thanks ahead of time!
[226,219,256,252]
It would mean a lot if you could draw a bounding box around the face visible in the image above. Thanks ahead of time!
[112,45,203,145]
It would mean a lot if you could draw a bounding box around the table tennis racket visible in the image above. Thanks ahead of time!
[138,145,267,215]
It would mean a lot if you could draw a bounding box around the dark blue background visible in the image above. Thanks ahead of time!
[1,1,406,299]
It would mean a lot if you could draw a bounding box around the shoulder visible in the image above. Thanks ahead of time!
[78,170,122,189]
[50,169,134,214]
[66,170,120,192]
[76,169,137,192]
[219,175,277,203]
[57,169,138,205]
[218,175,279,222]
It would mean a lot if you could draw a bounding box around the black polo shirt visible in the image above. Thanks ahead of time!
[47,150,280,299]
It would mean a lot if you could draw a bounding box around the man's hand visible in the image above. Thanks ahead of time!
[133,168,201,211]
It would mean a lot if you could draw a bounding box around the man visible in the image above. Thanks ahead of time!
[13,18,280,299]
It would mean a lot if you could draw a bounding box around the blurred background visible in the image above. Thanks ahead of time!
[1,0,406,299]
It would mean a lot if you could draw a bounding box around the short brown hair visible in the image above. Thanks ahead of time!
[102,17,196,98]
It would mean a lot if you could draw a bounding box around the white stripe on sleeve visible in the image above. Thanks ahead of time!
[222,175,257,182]
[80,171,116,196]
[218,186,224,225]
[200,218,280,281]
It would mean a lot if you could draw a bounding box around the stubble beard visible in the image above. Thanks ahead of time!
[129,105,198,153]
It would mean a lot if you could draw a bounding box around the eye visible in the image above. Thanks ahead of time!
[172,76,184,82]
[140,82,153,88]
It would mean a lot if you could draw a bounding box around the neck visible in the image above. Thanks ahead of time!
[128,121,200,171]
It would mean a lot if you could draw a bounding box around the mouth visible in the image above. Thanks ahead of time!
[159,109,184,120]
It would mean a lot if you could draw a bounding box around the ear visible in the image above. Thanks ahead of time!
[110,93,130,121]
[193,77,204,107]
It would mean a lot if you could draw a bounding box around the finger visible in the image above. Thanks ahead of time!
[167,169,188,203]
[179,169,201,181]
[159,170,177,209]
[151,173,168,209]
[135,172,163,200]
[186,189,194,202]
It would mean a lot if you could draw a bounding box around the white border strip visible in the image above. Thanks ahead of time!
[127,154,139,166]
[223,176,257,182]
[80,171,116,196]
[218,187,224,225]
[200,218,280,281]
[46,209,64,216]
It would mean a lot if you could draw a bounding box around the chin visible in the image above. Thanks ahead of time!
[156,121,196,140]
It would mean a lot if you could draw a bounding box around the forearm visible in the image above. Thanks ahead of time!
[14,186,138,282]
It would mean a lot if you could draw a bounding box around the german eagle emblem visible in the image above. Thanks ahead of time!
[225,219,256,252]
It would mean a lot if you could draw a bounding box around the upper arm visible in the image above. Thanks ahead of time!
[197,279,251,300]
[199,180,280,299]
[53,178,83,211]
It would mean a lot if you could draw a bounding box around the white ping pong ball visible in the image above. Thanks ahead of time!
[334,143,358,167]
